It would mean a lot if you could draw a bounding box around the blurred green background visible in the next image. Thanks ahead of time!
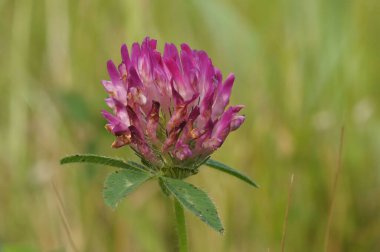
[0,0,379,251]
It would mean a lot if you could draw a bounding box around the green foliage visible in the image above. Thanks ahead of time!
[60,154,228,234]
[160,176,224,234]
[205,159,259,188]
[103,168,153,208]
[60,154,149,172]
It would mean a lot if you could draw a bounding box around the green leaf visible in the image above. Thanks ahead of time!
[160,177,224,234]
[60,154,147,172]
[205,159,259,188]
[158,177,171,197]
[103,169,153,208]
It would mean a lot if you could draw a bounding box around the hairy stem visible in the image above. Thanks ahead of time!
[174,199,188,252]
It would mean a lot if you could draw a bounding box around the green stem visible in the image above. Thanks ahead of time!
[174,199,188,252]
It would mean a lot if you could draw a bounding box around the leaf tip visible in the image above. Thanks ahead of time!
[251,181,260,189]
[59,157,67,165]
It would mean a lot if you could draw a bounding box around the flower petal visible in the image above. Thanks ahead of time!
[212,74,235,118]
[103,37,245,165]
[121,44,131,66]
[146,101,160,142]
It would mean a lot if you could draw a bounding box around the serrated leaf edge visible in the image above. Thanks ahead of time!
[103,169,154,209]
[160,177,224,234]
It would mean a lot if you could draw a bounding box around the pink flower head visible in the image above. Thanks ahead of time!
[102,37,244,177]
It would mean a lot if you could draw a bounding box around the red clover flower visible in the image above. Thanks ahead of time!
[61,37,256,241]
[102,37,245,178]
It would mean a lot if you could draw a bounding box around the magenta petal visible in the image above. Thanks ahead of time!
[102,80,114,93]
[178,106,200,143]
[222,74,235,95]
[202,138,222,151]
[128,125,143,142]
[149,39,157,49]
[112,123,130,136]
[180,49,194,80]
[166,105,187,134]
[142,37,157,51]
[188,106,200,121]
[200,84,216,118]
[107,60,121,83]
[163,121,186,151]
[169,92,198,129]
[111,99,130,125]
[195,119,214,152]
[165,58,192,99]
[212,73,235,118]
[174,141,192,160]
[180,43,192,54]
[214,68,222,84]
[121,44,131,66]
[165,58,181,80]
[146,101,160,141]
[231,115,245,131]
[131,43,141,66]
[171,80,185,105]
[129,125,157,163]
[211,107,235,140]
[118,63,127,78]
[102,110,118,124]
[196,51,214,91]
[164,43,180,67]
[102,110,129,135]
[127,66,143,88]
[126,106,142,128]
[104,98,115,109]
[230,104,244,113]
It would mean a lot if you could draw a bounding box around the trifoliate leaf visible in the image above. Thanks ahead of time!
[103,169,153,208]
[160,177,224,234]
[60,154,148,172]
[205,159,259,188]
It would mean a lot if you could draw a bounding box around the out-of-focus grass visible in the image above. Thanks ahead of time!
[0,0,379,251]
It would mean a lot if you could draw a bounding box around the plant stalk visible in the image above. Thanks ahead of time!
[174,199,188,252]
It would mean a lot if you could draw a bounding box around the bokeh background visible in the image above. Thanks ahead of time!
[1,0,379,251]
